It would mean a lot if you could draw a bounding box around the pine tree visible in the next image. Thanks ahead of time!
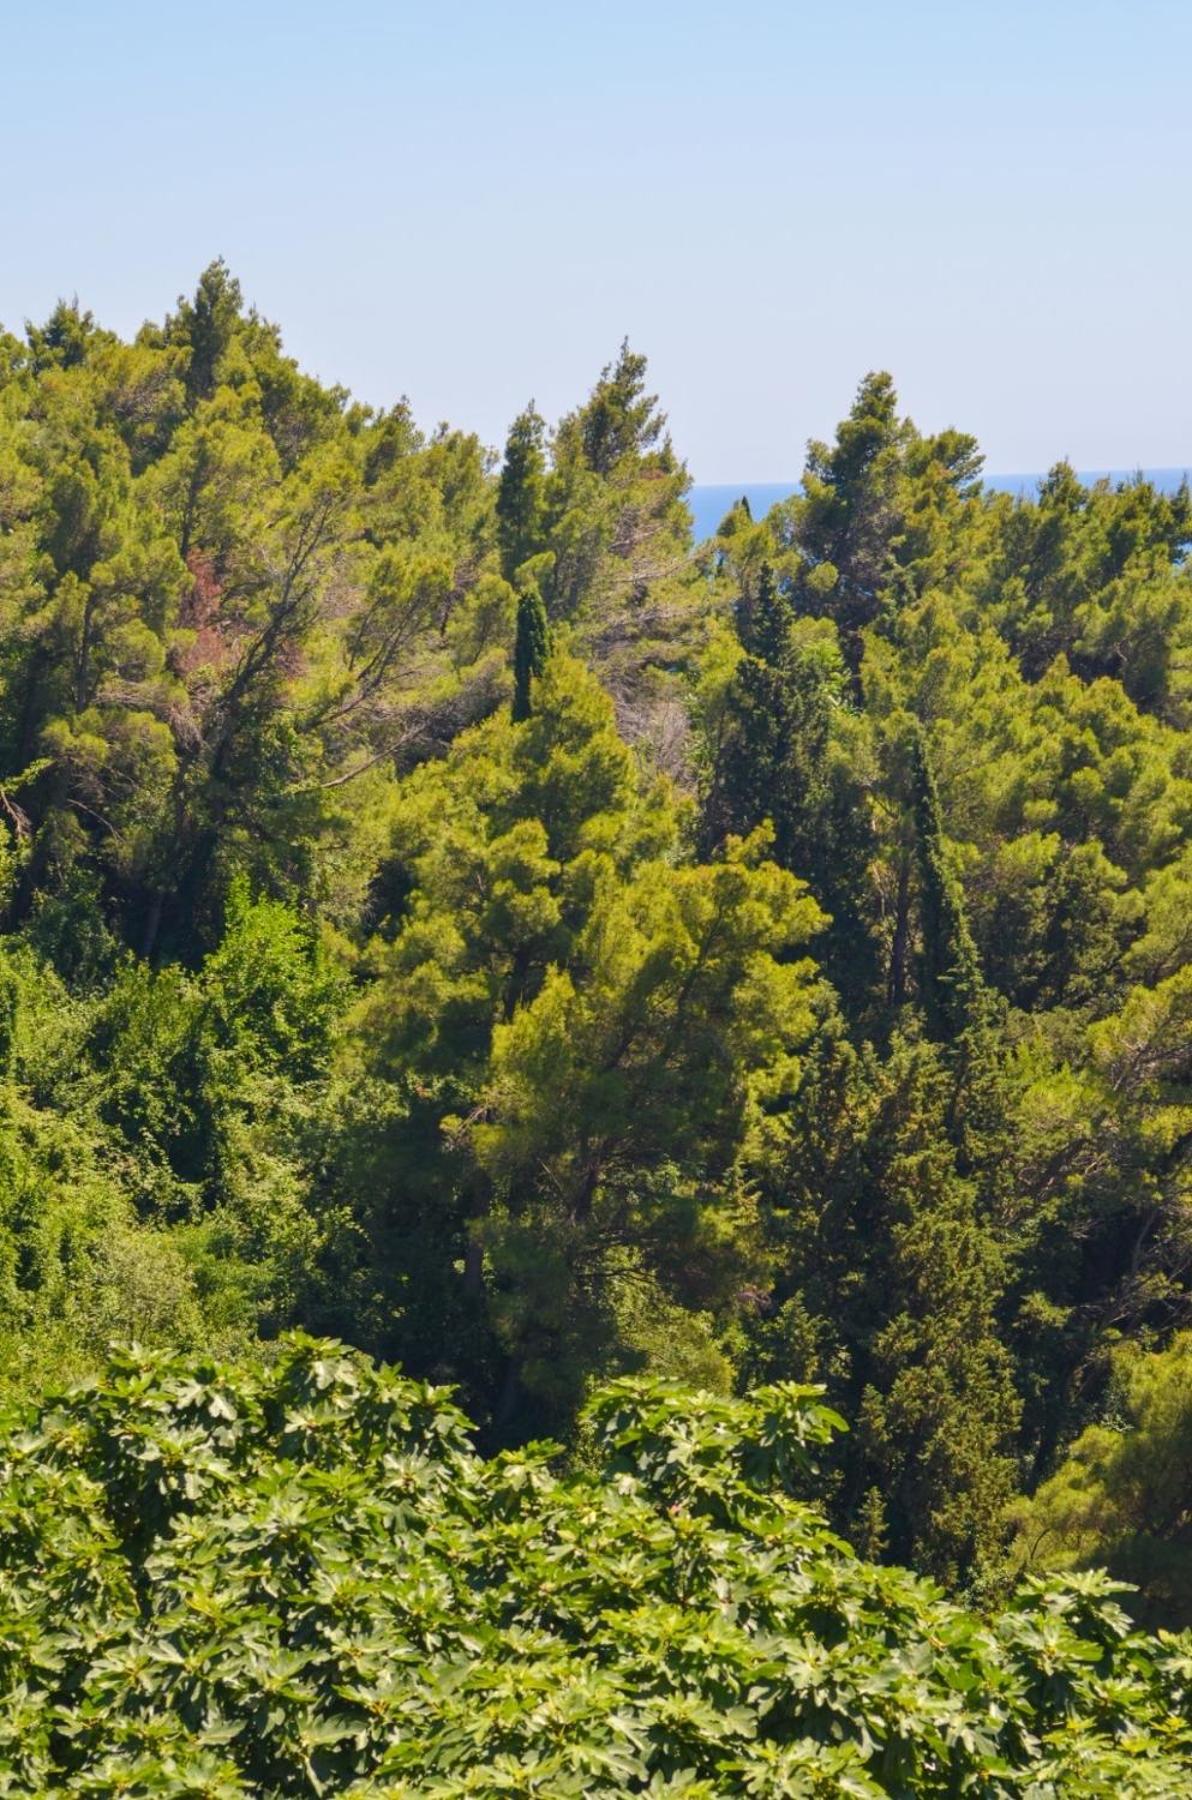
[576,339,664,475]
[792,371,909,662]
[168,259,243,407]
[496,404,547,580]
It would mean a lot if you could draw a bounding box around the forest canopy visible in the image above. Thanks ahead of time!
[1,264,1191,1790]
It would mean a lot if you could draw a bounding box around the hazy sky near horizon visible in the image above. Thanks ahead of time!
[1,0,1188,481]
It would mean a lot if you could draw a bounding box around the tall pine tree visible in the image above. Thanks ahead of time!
[496,404,547,581]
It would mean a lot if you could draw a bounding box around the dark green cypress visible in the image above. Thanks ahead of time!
[906,722,1010,1192]
[736,560,792,664]
[908,722,984,1043]
[512,586,550,722]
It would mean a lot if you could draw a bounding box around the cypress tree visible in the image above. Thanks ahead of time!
[736,560,792,664]
[906,722,1009,1191]
[908,722,984,1042]
[703,572,880,1016]
[752,1026,1019,1584]
[512,585,550,722]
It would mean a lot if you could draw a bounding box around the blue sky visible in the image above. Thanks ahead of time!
[1,0,1188,480]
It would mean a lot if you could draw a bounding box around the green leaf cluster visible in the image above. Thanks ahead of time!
[3,1342,1191,1797]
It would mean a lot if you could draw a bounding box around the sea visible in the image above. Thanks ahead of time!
[688,470,1190,545]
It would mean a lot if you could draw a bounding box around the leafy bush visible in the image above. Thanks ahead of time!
[2,1339,1190,1796]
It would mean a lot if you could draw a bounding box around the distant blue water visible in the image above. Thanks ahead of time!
[689,469,1190,544]
[982,469,1190,498]
[689,484,798,542]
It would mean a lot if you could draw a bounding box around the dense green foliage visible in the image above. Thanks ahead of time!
[4,1339,1192,1797]
[1,268,1191,1738]
[1012,1332,1192,1630]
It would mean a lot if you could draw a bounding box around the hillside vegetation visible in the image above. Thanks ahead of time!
[1,264,1191,1771]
